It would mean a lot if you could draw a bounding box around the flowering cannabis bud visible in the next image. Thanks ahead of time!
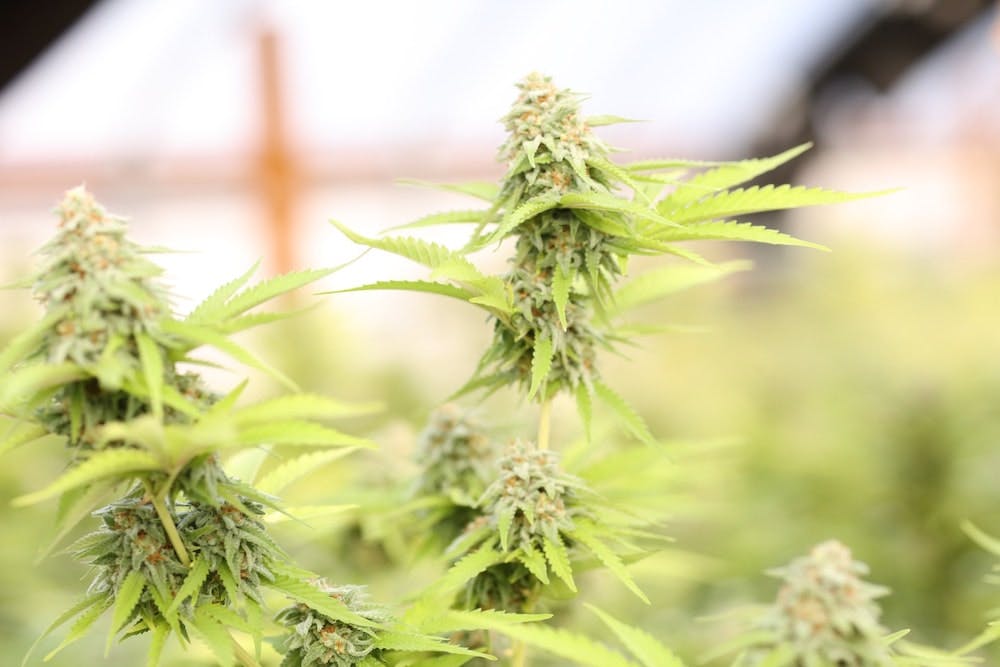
[276,583,391,667]
[481,441,580,549]
[740,540,895,667]
[414,403,498,503]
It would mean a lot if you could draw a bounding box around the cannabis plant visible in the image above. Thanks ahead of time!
[329,72,883,664]
[0,188,486,666]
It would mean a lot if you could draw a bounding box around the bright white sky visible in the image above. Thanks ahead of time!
[0,0,876,164]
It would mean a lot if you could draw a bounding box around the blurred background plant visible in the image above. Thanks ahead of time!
[1,0,999,665]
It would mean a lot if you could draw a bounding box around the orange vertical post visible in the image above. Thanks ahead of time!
[257,25,297,276]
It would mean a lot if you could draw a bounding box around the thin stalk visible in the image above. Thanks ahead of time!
[232,634,260,667]
[511,639,527,667]
[537,398,552,451]
[144,479,191,567]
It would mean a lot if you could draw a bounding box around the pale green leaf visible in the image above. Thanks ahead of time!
[387,208,491,232]
[414,608,550,635]
[14,449,162,506]
[167,557,210,614]
[593,380,655,445]
[659,143,812,210]
[331,219,468,270]
[146,624,169,667]
[266,575,378,627]
[236,421,372,449]
[519,542,550,585]
[0,362,86,410]
[43,596,113,662]
[190,607,234,666]
[21,595,104,667]
[186,260,261,324]
[237,394,381,424]
[668,185,884,224]
[475,619,638,667]
[0,309,65,374]
[963,521,1000,557]
[586,605,683,667]
[256,448,359,495]
[0,420,49,457]
[483,194,561,244]
[214,266,338,322]
[649,219,828,250]
[528,334,554,400]
[372,631,486,658]
[573,527,648,603]
[107,570,146,652]
[328,280,476,304]
[610,261,751,315]
[542,534,576,592]
[161,319,297,391]
[426,542,502,597]
[560,192,676,227]
[586,114,644,127]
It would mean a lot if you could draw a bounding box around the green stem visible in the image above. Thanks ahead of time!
[232,634,260,667]
[537,398,552,451]
[144,480,191,567]
[511,639,527,667]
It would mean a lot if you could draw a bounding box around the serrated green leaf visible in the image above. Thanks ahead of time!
[560,192,676,227]
[610,261,751,315]
[474,618,638,667]
[387,208,491,232]
[649,219,828,250]
[542,534,576,592]
[186,260,261,324]
[107,570,146,652]
[497,505,516,553]
[328,279,476,303]
[262,504,356,524]
[14,449,162,506]
[586,604,684,667]
[431,609,552,635]
[426,542,502,598]
[237,394,381,425]
[483,194,561,245]
[135,334,164,417]
[586,114,644,127]
[331,219,468,270]
[0,362,85,410]
[552,265,571,330]
[373,631,486,657]
[668,185,883,224]
[593,380,655,446]
[39,481,116,560]
[398,179,500,202]
[266,575,379,627]
[168,557,210,614]
[43,596,114,662]
[528,334,554,400]
[519,542,550,585]
[659,143,812,211]
[235,421,371,450]
[586,157,652,205]
[146,623,169,667]
[623,157,721,172]
[21,595,104,667]
[0,309,65,374]
[190,607,234,666]
[256,448,359,495]
[573,527,648,603]
[0,420,49,457]
[214,267,338,322]
[161,319,297,391]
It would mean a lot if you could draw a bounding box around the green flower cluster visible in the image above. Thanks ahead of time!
[484,73,624,399]
[414,403,497,504]
[276,583,390,667]
[742,540,895,667]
